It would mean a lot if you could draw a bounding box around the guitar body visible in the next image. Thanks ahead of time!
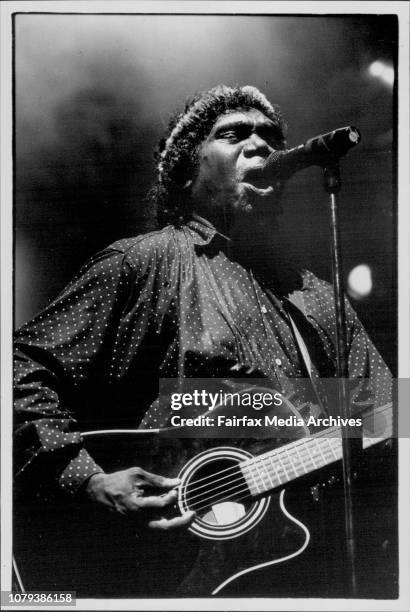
[15,434,311,597]
[13,402,398,598]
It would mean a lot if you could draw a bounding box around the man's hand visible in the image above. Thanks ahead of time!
[85,467,195,531]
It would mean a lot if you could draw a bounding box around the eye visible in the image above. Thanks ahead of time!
[217,125,249,142]
[218,129,240,141]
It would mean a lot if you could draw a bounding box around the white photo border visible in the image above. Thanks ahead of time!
[1,2,409,611]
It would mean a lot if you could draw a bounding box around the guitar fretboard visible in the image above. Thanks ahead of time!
[241,403,393,496]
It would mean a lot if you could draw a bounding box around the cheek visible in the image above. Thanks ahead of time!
[201,149,237,185]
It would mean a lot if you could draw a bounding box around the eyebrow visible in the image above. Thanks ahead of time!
[213,116,276,131]
[212,116,281,140]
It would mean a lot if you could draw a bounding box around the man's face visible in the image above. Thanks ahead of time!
[191,108,284,220]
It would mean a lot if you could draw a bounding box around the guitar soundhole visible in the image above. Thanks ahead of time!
[185,457,250,526]
[178,446,271,541]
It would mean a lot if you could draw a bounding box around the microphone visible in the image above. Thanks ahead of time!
[263,126,361,181]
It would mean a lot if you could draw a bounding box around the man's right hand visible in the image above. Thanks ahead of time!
[84,467,195,531]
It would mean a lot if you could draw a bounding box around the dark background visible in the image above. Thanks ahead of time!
[14,14,397,372]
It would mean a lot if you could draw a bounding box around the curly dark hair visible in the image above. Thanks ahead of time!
[151,84,287,225]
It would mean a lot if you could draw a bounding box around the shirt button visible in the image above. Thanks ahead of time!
[275,358,282,366]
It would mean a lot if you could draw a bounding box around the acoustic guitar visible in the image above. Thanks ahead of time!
[13,396,397,598]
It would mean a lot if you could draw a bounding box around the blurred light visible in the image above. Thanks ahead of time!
[347,264,373,300]
[368,60,394,87]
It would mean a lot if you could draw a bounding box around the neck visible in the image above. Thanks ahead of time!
[192,205,302,295]
[229,214,298,292]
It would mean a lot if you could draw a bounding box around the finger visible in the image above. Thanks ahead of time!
[148,511,195,531]
[137,489,179,509]
[139,470,181,490]
[229,362,242,372]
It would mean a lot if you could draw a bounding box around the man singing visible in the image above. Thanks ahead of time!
[13,85,393,597]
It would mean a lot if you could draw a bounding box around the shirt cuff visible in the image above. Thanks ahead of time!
[58,448,104,495]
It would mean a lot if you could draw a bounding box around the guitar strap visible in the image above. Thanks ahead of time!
[287,310,330,417]
[287,311,314,381]
[266,288,331,418]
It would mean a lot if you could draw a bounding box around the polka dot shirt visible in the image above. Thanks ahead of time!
[14,216,392,494]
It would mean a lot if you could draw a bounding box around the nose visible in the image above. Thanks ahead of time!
[243,132,272,158]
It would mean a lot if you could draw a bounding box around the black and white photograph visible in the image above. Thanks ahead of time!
[1,1,409,610]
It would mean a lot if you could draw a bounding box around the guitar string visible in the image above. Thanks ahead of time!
[185,430,391,515]
[181,425,341,495]
[184,438,338,505]
[181,424,344,497]
[184,442,340,510]
[179,408,390,497]
[183,416,390,511]
[186,451,333,514]
[183,439,332,507]
[187,441,338,505]
[186,444,344,514]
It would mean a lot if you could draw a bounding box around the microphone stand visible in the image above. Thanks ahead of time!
[322,161,360,598]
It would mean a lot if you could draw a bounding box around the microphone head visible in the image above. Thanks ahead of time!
[262,149,288,178]
[262,126,362,183]
[262,147,305,181]
[305,126,361,158]
[263,125,361,181]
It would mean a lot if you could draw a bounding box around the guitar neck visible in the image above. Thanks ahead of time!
[241,403,393,497]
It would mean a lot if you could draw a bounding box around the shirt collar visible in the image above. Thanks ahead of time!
[186,213,309,294]
[186,213,232,246]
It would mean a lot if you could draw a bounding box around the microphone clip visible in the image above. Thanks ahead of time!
[322,162,341,194]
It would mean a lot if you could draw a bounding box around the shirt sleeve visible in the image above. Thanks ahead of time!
[301,271,392,412]
[14,247,134,495]
[344,297,392,411]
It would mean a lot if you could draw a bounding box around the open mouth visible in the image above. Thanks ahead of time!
[241,167,274,196]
